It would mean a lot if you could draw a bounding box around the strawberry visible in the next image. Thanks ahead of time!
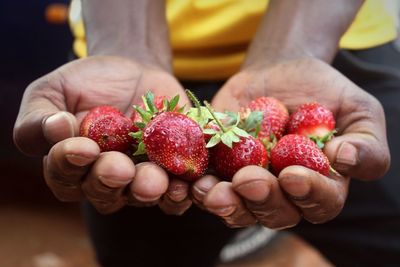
[270,134,330,176]
[287,102,336,147]
[129,91,207,181]
[210,136,268,180]
[80,106,136,152]
[245,97,289,140]
[201,102,268,180]
[141,111,208,181]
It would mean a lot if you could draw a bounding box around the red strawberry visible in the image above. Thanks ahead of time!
[80,106,136,152]
[245,97,289,140]
[142,112,208,181]
[287,102,335,146]
[270,134,330,176]
[210,136,268,180]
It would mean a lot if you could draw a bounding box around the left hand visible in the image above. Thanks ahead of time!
[192,57,390,228]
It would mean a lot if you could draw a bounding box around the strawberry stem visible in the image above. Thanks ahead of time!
[204,101,227,133]
[185,89,202,117]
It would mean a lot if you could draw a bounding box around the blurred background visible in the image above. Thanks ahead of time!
[0,1,98,266]
[1,1,399,267]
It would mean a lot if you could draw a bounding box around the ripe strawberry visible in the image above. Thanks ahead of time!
[80,106,136,152]
[270,134,330,176]
[141,112,208,181]
[245,97,289,140]
[287,102,335,147]
[210,136,268,180]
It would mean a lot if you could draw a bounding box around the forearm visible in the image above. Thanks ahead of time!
[82,0,172,71]
[244,0,364,67]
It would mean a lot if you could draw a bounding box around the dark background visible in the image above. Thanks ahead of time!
[0,0,72,203]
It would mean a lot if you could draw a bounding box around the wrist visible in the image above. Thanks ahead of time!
[82,0,172,72]
[243,0,363,69]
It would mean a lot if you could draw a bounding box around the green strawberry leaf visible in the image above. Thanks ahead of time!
[134,121,146,129]
[206,134,221,148]
[129,131,143,140]
[187,107,213,128]
[168,95,180,111]
[204,101,228,133]
[254,124,261,137]
[133,105,152,123]
[133,141,146,156]
[143,91,157,113]
[244,111,263,131]
[203,128,218,135]
[229,131,240,143]
[162,98,168,112]
[215,111,229,120]
[232,127,250,138]
[177,105,186,113]
[316,139,325,149]
[221,132,234,148]
[224,111,238,126]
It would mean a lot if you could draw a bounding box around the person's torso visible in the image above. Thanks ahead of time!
[70,0,398,80]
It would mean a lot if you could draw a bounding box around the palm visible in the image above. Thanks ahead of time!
[55,56,187,122]
[213,58,389,180]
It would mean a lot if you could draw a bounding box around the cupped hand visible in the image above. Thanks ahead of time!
[194,57,390,228]
[14,56,192,215]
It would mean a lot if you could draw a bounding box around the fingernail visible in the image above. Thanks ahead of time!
[208,206,236,217]
[336,142,358,166]
[167,184,187,202]
[282,176,310,199]
[43,112,77,144]
[131,192,160,203]
[192,185,207,201]
[98,175,131,188]
[234,180,270,203]
[66,154,93,166]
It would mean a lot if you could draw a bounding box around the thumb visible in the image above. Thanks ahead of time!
[324,133,390,181]
[13,79,78,156]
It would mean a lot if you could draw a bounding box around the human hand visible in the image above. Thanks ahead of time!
[14,56,192,215]
[193,57,390,228]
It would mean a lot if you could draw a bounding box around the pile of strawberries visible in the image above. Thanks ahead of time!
[80,90,336,182]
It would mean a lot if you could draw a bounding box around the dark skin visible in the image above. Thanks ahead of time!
[14,0,390,229]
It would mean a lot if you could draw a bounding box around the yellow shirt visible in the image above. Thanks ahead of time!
[70,0,398,80]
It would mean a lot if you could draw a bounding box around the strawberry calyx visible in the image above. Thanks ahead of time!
[133,91,182,125]
[203,101,250,148]
[185,89,214,128]
[309,129,337,149]
[129,91,184,156]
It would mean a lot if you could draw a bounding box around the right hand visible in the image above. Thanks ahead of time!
[14,56,192,215]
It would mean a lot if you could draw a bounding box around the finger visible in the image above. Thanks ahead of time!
[191,175,219,209]
[82,151,135,214]
[204,182,257,228]
[44,137,100,202]
[324,133,390,180]
[158,178,192,215]
[127,162,169,207]
[14,77,78,156]
[278,165,349,224]
[232,166,301,230]
[325,93,390,180]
